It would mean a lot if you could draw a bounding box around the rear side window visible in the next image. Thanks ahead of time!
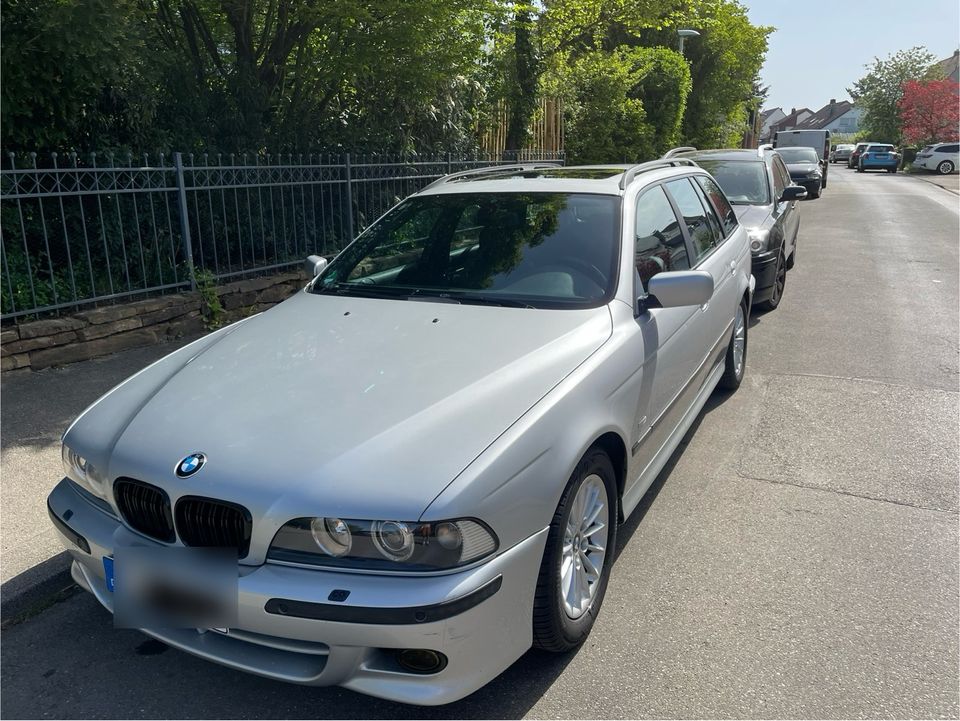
[695,175,738,237]
[938,145,959,153]
[665,178,715,262]
[634,186,690,292]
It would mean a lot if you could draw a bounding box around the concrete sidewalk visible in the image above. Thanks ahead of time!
[1,336,202,619]
[906,169,960,195]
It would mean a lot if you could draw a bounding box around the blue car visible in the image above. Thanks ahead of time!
[858,144,900,173]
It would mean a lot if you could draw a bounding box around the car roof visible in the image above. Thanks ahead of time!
[416,163,707,197]
[669,148,766,163]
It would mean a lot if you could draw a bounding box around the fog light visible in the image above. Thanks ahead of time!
[396,648,447,675]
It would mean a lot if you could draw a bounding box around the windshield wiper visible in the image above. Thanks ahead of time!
[444,294,536,309]
[314,282,409,299]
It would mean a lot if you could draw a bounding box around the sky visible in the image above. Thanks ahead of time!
[744,0,960,114]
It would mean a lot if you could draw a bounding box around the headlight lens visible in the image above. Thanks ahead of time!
[268,517,498,571]
[747,228,770,253]
[62,444,88,481]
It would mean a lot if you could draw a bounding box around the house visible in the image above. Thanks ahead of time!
[765,107,813,141]
[935,49,959,83]
[758,108,786,143]
[795,99,862,136]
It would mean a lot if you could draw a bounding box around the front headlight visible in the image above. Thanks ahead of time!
[268,517,499,572]
[61,442,108,498]
[747,228,770,253]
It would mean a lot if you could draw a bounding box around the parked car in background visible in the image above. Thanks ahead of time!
[664,145,805,310]
[912,143,959,174]
[48,160,753,705]
[776,146,825,198]
[858,144,900,173]
[847,142,872,168]
[830,144,856,163]
[774,129,830,189]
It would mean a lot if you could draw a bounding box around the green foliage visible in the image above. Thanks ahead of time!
[557,46,690,163]
[1,0,159,152]
[668,0,772,149]
[194,268,223,329]
[847,46,939,145]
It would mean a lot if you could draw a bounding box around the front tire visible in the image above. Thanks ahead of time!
[719,300,748,391]
[809,182,821,198]
[938,160,955,175]
[757,253,786,312]
[533,448,618,652]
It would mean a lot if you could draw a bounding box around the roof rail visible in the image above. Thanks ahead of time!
[662,146,698,158]
[420,162,563,191]
[619,158,698,190]
[757,143,774,157]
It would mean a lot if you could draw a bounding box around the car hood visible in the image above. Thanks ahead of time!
[731,204,772,228]
[786,162,820,175]
[66,290,612,534]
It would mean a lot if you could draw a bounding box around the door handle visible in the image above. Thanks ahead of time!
[729,260,736,276]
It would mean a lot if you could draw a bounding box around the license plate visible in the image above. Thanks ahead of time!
[103,556,115,593]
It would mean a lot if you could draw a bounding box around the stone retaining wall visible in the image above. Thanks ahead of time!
[1,271,305,372]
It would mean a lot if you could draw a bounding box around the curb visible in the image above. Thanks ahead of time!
[904,171,960,195]
[1,552,77,626]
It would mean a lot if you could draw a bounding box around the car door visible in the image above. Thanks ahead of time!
[664,176,734,361]
[771,155,799,258]
[626,183,700,489]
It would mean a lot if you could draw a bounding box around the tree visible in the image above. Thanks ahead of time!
[559,46,690,163]
[898,79,960,146]
[848,46,939,144]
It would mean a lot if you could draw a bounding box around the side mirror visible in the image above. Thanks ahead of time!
[640,270,714,312]
[780,185,807,202]
[304,255,328,278]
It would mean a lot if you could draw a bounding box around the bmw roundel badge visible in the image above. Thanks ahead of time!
[176,452,206,478]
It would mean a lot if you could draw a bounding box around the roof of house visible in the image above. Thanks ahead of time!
[770,107,813,132]
[935,50,959,80]
[796,100,854,129]
[760,107,784,121]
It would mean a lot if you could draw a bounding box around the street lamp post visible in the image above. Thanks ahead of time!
[677,28,700,56]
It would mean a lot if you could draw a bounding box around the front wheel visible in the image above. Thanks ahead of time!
[809,183,821,198]
[533,448,618,652]
[938,160,955,175]
[719,300,748,391]
[857,163,864,173]
[757,253,786,312]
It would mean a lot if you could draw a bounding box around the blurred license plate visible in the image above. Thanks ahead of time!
[112,546,237,628]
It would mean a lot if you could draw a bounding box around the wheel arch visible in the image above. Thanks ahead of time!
[590,431,628,523]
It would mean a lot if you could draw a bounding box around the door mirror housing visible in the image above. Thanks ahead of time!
[304,255,328,278]
[780,185,807,202]
[639,270,714,313]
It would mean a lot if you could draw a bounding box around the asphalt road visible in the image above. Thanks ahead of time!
[2,167,958,719]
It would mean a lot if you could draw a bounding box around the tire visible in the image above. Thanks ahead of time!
[809,183,821,198]
[718,299,748,391]
[938,160,955,175]
[785,245,796,270]
[757,253,786,312]
[857,164,864,173]
[888,167,897,174]
[533,448,618,652]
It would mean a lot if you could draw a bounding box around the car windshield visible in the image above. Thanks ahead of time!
[311,192,620,309]
[777,147,819,163]
[693,160,770,205]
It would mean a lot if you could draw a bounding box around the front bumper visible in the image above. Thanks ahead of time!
[48,478,547,705]
[750,251,779,303]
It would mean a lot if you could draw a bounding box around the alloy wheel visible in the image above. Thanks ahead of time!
[732,303,746,378]
[560,474,609,619]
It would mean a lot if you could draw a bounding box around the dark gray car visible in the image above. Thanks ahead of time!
[664,147,805,311]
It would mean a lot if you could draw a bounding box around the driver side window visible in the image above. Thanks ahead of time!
[635,186,690,293]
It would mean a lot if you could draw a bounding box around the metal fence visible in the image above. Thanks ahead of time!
[0,149,564,321]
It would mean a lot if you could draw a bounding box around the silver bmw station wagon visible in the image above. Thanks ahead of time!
[48,160,752,705]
